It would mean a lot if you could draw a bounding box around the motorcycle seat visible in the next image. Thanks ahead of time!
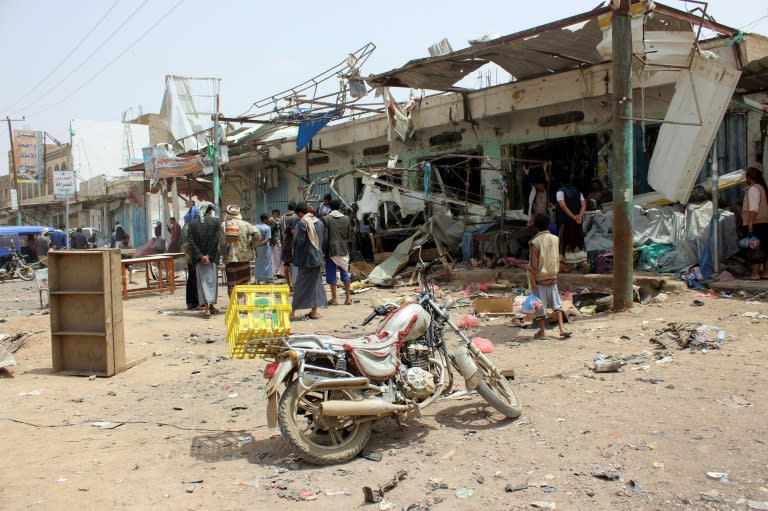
[287,333,401,381]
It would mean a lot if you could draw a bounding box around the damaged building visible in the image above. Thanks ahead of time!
[214,1,766,273]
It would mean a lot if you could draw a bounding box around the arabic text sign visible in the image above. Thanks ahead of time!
[53,171,76,199]
[13,130,44,184]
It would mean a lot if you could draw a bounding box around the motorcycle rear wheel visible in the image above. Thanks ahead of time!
[471,348,522,419]
[17,265,35,281]
[278,379,372,465]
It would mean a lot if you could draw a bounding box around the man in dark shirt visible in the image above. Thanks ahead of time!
[70,227,88,249]
[322,200,354,305]
[290,202,327,320]
[188,202,221,318]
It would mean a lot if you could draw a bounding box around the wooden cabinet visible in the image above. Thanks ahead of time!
[48,249,125,376]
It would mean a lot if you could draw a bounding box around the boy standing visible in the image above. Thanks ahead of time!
[528,213,571,340]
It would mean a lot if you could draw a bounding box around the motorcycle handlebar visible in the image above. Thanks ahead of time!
[361,310,378,326]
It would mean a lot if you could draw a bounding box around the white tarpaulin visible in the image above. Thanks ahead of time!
[159,76,220,152]
[647,54,741,204]
[585,201,739,272]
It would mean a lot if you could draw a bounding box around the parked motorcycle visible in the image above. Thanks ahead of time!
[263,245,521,465]
[0,251,35,281]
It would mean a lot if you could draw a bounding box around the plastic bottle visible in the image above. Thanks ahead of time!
[717,330,725,344]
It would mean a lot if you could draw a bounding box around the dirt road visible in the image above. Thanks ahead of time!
[1,271,767,510]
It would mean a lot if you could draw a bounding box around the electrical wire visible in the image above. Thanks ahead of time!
[0,0,122,114]
[1,416,267,432]
[18,0,154,114]
[738,13,768,32]
[28,0,187,116]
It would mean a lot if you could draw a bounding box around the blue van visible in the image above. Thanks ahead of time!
[0,226,52,264]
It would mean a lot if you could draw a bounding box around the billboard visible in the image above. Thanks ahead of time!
[142,145,212,186]
[12,130,44,183]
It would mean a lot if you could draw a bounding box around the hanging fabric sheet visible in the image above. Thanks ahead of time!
[296,108,343,152]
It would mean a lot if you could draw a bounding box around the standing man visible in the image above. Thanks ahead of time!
[280,202,298,290]
[35,229,51,265]
[555,176,588,272]
[290,202,327,320]
[528,213,571,340]
[254,213,274,284]
[221,204,259,298]
[112,222,126,248]
[181,207,200,310]
[322,200,354,305]
[51,224,67,250]
[187,202,221,318]
[318,194,332,217]
[70,227,88,249]
[269,209,283,279]
[167,217,182,253]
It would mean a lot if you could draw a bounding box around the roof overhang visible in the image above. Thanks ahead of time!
[366,1,739,92]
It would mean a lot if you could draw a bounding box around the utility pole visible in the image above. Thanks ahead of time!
[212,84,222,217]
[611,0,634,311]
[6,116,26,226]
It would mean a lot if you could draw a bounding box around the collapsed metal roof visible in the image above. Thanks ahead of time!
[366,2,737,92]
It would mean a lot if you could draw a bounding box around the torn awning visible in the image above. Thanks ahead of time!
[367,7,612,90]
[366,3,719,92]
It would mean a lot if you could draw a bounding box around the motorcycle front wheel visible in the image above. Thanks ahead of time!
[470,347,522,419]
[17,265,35,281]
[278,379,372,465]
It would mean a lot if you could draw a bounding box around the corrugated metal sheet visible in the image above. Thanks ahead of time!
[647,54,741,204]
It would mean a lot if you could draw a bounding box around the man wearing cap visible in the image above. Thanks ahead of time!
[221,204,259,299]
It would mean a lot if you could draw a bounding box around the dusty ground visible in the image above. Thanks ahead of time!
[1,267,768,511]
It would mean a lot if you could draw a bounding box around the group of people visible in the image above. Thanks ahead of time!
[33,225,98,263]
[522,168,591,273]
[181,195,353,321]
[516,169,607,339]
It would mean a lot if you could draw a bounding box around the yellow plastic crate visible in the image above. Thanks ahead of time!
[225,284,292,359]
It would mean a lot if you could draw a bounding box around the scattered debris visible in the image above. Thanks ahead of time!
[588,353,623,373]
[470,337,494,353]
[591,467,621,481]
[363,470,407,503]
[90,421,124,429]
[621,480,646,496]
[454,487,474,499]
[530,501,557,510]
[650,322,720,352]
[457,315,481,329]
[360,450,382,462]
[505,481,528,493]
[473,296,516,315]
[324,488,351,496]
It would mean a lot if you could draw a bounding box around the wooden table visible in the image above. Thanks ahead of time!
[121,253,184,299]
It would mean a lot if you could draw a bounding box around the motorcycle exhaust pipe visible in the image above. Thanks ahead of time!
[320,399,410,417]
[454,346,481,390]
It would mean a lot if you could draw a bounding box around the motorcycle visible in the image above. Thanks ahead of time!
[0,251,35,281]
[263,244,521,465]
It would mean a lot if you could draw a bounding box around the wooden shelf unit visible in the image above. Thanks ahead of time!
[48,250,125,376]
